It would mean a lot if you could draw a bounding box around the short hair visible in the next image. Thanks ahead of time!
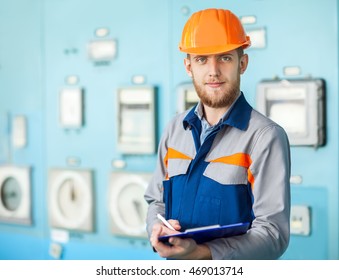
[236,47,244,58]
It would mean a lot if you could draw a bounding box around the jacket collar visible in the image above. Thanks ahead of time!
[183,92,252,131]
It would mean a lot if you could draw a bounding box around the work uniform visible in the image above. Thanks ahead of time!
[145,93,291,259]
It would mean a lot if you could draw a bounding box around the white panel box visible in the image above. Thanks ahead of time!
[48,169,93,232]
[290,205,311,236]
[117,87,156,154]
[12,115,27,148]
[177,82,199,113]
[0,165,31,224]
[246,28,266,49]
[256,79,326,147]
[88,39,117,61]
[109,172,151,238]
[59,87,83,128]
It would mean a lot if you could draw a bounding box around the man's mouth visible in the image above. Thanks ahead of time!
[205,82,225,88]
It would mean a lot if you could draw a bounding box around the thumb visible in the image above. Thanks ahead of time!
[168,219,181,231]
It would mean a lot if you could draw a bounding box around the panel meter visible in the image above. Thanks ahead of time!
[109,172,151,238]
[0,165,31,225]
[256,79,325,147]
[177,82,199,113]
[48,168,93,232]
[117,86,156,154]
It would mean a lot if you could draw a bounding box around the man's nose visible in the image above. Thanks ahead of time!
[208,58,220,77]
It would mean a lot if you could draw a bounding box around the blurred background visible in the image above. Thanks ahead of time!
[0,0,338,260]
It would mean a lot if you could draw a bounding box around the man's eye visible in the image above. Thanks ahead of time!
[221,56,231,62]
[196,57,207,63]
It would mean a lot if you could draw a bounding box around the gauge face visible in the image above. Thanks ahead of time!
[1,177,22,211]
[110,173,151,237]
[0,166,31,224]
[48,169,93,231]
[117,182,148,229]
[57,178,84,221]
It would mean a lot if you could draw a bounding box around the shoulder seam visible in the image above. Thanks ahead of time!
[249,123,282,155]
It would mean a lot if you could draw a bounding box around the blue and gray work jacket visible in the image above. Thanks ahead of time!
[145,93,291,259]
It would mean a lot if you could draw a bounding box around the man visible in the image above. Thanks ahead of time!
[144,8,291,260]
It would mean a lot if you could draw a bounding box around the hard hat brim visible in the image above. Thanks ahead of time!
[179,41,251,55]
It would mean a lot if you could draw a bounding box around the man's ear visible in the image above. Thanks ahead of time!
[239,53,249,74]
[184,58,193,77]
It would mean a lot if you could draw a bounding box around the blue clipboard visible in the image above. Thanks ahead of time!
[158,222,250,244]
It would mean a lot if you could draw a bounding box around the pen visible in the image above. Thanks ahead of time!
[157,213,175,230]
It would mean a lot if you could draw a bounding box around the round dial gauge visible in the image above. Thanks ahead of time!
[117,182,147,228]
[1,177,22,211]
[49,170,93,231]
[110,174,150,237]
[57,178,85,221]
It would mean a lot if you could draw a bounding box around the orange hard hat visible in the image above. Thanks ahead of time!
[179,9,251,55]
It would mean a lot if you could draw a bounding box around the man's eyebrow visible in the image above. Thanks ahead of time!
[218,52,234,56]
[191,55,207,58]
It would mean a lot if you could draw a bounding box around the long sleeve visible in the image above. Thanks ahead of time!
[144,122,171,236]
[206,124,291,259]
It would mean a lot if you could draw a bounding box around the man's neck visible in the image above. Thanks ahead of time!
[202,105,228,126]
[201,92,241,126]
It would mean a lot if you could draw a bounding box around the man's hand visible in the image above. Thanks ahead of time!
[150,221,212,260]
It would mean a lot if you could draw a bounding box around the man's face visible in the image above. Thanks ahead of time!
[184,49,248,109]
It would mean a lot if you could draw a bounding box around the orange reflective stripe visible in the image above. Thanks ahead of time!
[163,148,193,179]
[210,153,255,189]
[247,170,254,186]
[164,147,193,168]
[210,153,252,168]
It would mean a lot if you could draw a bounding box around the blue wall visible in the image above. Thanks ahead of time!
[0,0,338,259]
